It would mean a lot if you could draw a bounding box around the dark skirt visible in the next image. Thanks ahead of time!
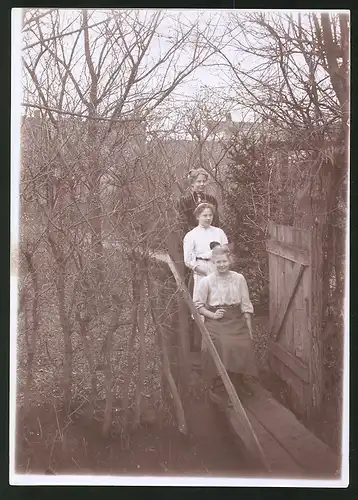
[201,306,258,380]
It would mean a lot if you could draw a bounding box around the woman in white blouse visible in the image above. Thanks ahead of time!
[183,203,228,300]
[193,245,258,398]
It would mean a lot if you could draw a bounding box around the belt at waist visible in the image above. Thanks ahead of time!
[196,257,210,261]
[207,304,241,310]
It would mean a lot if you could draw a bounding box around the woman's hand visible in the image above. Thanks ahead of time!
[212,308,225,320]
[244,312,253,340]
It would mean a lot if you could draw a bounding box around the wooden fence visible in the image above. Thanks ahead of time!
[267,221,318,420]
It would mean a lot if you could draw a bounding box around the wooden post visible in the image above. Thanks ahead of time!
[307,223,322,420]
[167,228,190,388]
[148,277,187,435]
[294,176,326,420]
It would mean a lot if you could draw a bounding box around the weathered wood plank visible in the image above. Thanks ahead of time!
[268,341,309,383]
[291,226,305,362]
[228,407,304,476]
[266,240,310,266]
[151,250,270,471]
[167,230,191,384]
[268,354,308,420]
[300,242,313,411]
[241,383,340,476]
[285,254,295,354]
[283,226,300,353]
[274,225,286,345]
[271,262,305,341]
[209,384,306,476]
[267,223,313,417]
[271,222,312,242]
[269,253,279,332]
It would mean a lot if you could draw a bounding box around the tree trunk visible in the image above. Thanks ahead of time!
[56,263,73,414]
[133,263,146,428]
[102,302,120,437]
[122,257,140,430]
[294,157,337,419]
[76,315,97,423]
[23,251,39,415]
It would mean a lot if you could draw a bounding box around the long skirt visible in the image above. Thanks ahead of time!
[201,306,258,381]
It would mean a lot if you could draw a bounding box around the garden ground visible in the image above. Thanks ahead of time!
[15,316,339,477]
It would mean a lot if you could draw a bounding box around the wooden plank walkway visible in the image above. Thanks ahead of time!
[240,381,340,477]
[188,336,339,474]
[206,376,339,477]
[207,388,303,476]
[228,407,304,476]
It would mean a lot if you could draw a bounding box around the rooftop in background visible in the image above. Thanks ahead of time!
[205,113,258,139]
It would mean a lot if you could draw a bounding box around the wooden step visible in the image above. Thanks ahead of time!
[208,382,340,477]
[240,382,340,477]
[227,408,304,476]
[208,389,303,476]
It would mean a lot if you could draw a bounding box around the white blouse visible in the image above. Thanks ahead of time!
[183,225,228,270]
[193,271,254,314]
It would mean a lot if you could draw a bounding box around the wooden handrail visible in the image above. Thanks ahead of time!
[149,250,270,471]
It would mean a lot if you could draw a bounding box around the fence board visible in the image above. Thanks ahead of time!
[301,260,312,365]
[241,383,339,476]
[271,263,305,342]
[268,341,309,383]
[267,221,313,417]
[266,240,310,266]
[269,355,308,419]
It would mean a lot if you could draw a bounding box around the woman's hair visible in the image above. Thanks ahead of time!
[194,202,215,219]
[187,168,209,184]
[211,244,232,261]
[209,241,221,250]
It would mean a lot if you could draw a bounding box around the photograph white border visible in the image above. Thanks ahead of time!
[9,8,350,487]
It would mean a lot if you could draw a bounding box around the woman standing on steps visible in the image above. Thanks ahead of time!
[177,168,220,234]
[193,245,258,398]
[183,203,228,350]
[177,168,221,351]
[183,203,228,302]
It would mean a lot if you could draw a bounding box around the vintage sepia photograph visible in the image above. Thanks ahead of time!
[10,8,349,486]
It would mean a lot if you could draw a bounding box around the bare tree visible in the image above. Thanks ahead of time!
[213,11,348,418]
[19,8,229,437]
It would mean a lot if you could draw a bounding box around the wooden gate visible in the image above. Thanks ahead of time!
[266,222,313,419]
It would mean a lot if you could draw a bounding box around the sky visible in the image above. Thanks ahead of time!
[20,9,259,119]
[19,8,349,124]
[12,7,349,244]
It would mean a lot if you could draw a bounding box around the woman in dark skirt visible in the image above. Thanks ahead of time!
[193,245,258,398]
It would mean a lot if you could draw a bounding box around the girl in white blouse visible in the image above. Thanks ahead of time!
[183,203,228,300]
[193,245,258,399]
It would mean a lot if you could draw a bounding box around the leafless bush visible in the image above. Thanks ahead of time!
[18,8,232,437]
